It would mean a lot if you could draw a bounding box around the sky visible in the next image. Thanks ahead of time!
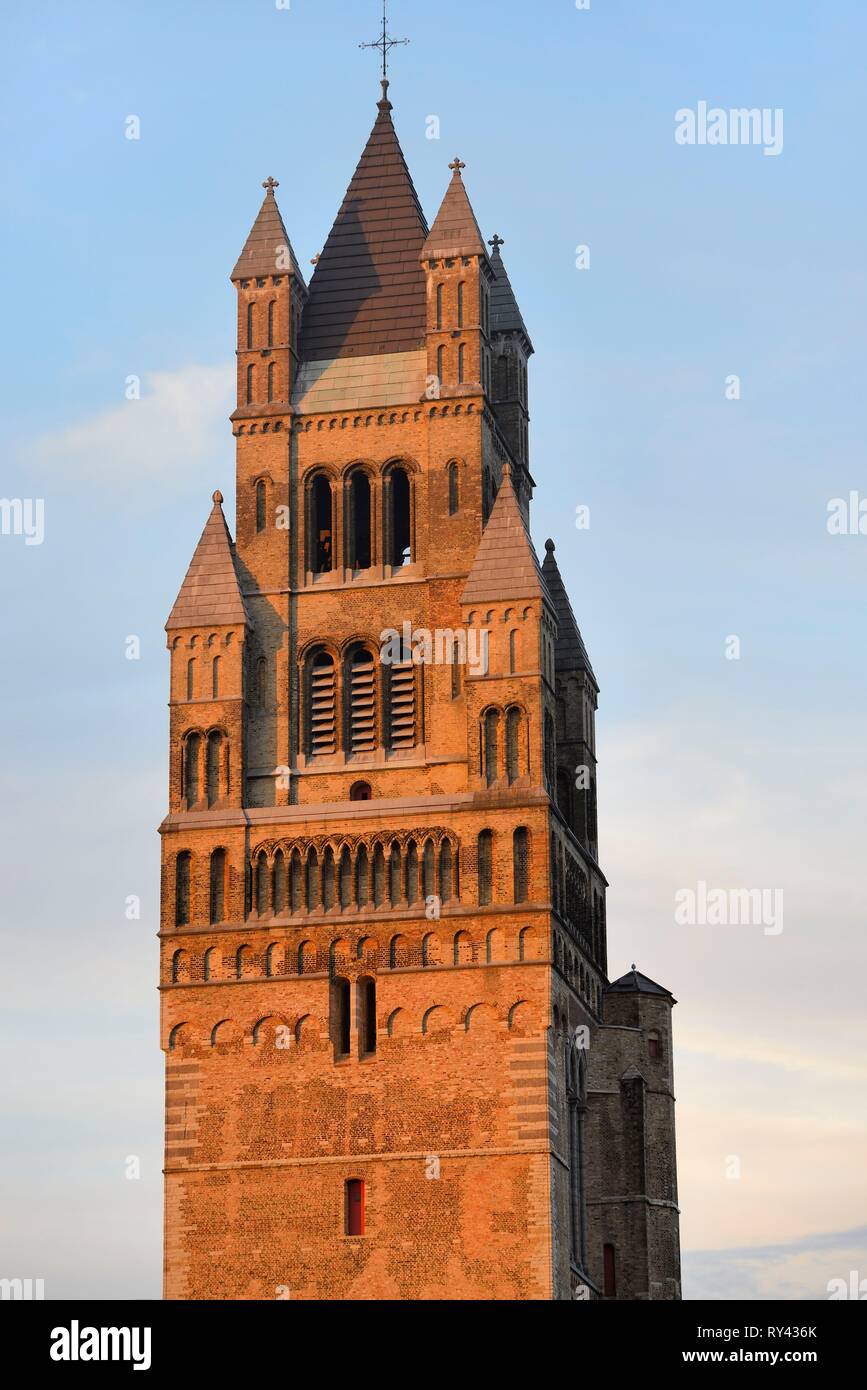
[1,0,865,1301]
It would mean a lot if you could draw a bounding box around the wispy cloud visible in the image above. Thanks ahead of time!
[684,1226,867,1300]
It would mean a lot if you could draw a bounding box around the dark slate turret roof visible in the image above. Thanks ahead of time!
[489,238,532,348]
[462,465,548,606]
[231,183,305,285]
[421,161,486,260]
[606,966,675,999]
[301,89,429,361]
[166,492,251,631]
[541,539,597,685]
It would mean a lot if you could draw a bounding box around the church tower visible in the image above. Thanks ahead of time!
[160,77,681,1301]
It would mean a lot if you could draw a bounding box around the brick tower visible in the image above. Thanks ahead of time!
[160,81,682,1301]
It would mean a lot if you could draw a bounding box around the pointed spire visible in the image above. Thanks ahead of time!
[462,465,548,605]
[166,492,251,631]
[301,97,429,360]
[541,539,596,683]
[606,967,675,999]
[231,179,305,285]
[488,234,532,348]
[421,158,486,260]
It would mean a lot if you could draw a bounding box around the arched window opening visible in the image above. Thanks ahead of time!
[447,461,459,515]
[255,853,269,916]
[267,299,275,347]
[256,478,266,533]
[387,660,416,750]
[272,849,285,915]
[321,847,336,911]
[171,949,184,983]
[348,471,372,571]
[347,647,376,754]
[513,827,529,904]
[439,839,453,904]
[175,852,191,926]
[358,977,376,1055]
[209,849,226,924]
[345,1178,365,1236]
[246,301,254,348]
[436,344,445,384]
[297,939,313,974]
[355,845,369,908]
[436,283,444,331]
[648,1033,660,1060]
[478,830,493,906]
[422,839,435,901]
[544,711,556,792]
[458,342,465,384]
[246,363,254,404]
[206,731,221,806]
[388,844,402,907]
[267,361,275,403]
[333,976,351,1058]
[506,706,520,784]
[310,475,333,573]
[289,849,303,914]
[388,466,411,568]
[211,656,221,699]
[265,943,279,978]
[186,658,196,701]
[454,930,473,965]
[305,848,319,911]
[404,840,418,905]
[482,467,494,525]
[508,629,517,674]
[184,733,200,807]
[203,946,217,982]
[307,650,336,756]
[339,847,352,909]
[484,708,500,786]
[373,843,386,906]
[350,780,372,801]
[457,281,464,328]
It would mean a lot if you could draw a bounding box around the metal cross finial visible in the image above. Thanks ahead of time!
[449,156,466,175]
[262,176,279,192]
[360,1,409,84]
[489,233,505,252]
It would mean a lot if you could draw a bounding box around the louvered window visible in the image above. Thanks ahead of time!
[348,648,376,752]
[175,852,191,926]
[506,706,520,783]
[513,827,528,904]
[388,661,416,750]
[206,731,221,806]
[209,849,225,924]
[478,830,493,906]
[184,734,200,808]
[484,708,499,785]
[308,652,336,755]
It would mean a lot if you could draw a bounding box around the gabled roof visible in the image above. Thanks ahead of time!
[489,237,532,348]
[166,492,251,631]
[461,465,548,606]
[421,161,486,260]
[541,539,597,685]
[301,90,429,361]
[231,182,305,285]
[606,966,675,1000]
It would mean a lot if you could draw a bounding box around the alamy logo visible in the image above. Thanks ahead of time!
[0,1276,44,1299]
[0,497,44,546]
[675,880,784,936]
[675,102,784,157]
[379,622,488,676]
[50,1321,152,1371]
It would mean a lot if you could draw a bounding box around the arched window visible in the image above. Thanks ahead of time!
[254,853,269,916]
[458,343,465,384]
[544,710,556,791]
[436,283,444,331]
[256,655,267,706]
[439,839,453,903]
[436,345,445,384]
[175,852,191,926]
[310,475,333,573]
[246,301,254,348]
[339,847,352,909]
[348,471,372,571]
[246,363,254,404]
[209,849,226,924]
[203,946,217,981]
[346,646,377,753]
[289,849,303,913]
[297,939,313,974]
[447,461,459,515]
[350,780,372,801]
[386,658,416,750]
[333,976,351,1057]
[304,849,319,911]
[513,827,529,904]
[265,942,279,978]
[272,849,285,915]
[186,658,196,701]
[388,844,401,907]
[267,361,275,403]
[206,731,221,806]
[321,846,336,911]
[483,708,500,785]
[355,845,369,907]
[184,733,200,808]
[373,843,386,906]
[508,630,517,674]
[358,977,376,1055]
[506,706,520,783]
[211,656,221,698]
[267,299,275,347]
[477,830,493,906]
[603,1244,616,1298]
[345,1178,365,1236]
[256,479,266,533]
[482,466,494,525]
[404,840,418,905]
[307,649,336,756]
[387,465,411,567]
[457,281,464,328]
[422,839,435,900]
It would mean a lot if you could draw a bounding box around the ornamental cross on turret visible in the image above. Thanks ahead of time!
[359,0,409,87]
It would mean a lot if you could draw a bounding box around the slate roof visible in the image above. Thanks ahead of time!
[489,239,532,347]
[541,540,597,684]
[462,465,548,605]
[231,184,305,285]
[301,92,429,361]
[166,492,251,631]
[421,163,486,260]
[606,967,674,999]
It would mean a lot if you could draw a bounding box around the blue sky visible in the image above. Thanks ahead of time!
[1,0,865,1300]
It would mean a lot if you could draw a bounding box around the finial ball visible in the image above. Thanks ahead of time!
[545,538,555,554]
[213,490,223,505]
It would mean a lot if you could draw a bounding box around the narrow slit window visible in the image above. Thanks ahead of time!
[345,1178,365,1236]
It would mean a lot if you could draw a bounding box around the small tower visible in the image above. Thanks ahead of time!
[488,235,533,471]
[421,159,494,405]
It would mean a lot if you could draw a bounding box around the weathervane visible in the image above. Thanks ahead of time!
[360,0,409,95]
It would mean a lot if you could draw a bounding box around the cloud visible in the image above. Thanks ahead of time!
[684,1227,867,1300]
[23,364,233,505]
